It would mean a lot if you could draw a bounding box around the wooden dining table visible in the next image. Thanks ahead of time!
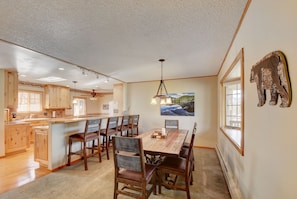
[137,128,188,164]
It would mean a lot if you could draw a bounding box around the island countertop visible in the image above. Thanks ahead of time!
[15,115,113,124]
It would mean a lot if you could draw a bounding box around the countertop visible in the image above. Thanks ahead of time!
[7,115,112,125]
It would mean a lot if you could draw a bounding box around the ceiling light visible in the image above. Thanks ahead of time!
[151,59,172,105]
[37,76,66,82]
[58,67,64,71]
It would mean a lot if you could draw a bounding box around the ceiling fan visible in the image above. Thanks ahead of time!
[80,89,99,100]
[90,89,98,100]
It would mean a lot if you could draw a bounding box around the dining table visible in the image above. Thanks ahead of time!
[137,128,188,164]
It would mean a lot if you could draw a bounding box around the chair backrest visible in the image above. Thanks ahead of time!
[165,119,179,129]
[122,115,129,126]
[107,116,119,130]
[84,119,101,135]
[186,133,195,174]
[113,136,145,174]
[128,114,140,126]
[192,122,197,134]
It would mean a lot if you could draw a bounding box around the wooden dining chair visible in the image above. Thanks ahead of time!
[67,118,102,170]
[112,136,156,199]
[180,122,197,172]
[100,116,120,160]
[165,119,179,129]
[157,133,195,199]
[127,114,140,137]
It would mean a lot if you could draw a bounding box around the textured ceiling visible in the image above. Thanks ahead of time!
[0,0,247,92]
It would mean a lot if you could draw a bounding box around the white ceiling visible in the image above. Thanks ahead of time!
[0,0,247,92]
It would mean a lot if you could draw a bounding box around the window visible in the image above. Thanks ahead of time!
[18,90,43,112]
[225,82,241,128]
[73,98,86,116]
[220,48,244,155]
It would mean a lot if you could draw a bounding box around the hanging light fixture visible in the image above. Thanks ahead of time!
[151,59,172,105]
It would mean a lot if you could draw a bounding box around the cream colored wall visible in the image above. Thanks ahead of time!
[0,70,5,156]
[127,76,217,148]
[217,0,297,198]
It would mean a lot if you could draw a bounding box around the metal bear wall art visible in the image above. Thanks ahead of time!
[250,51,292,107]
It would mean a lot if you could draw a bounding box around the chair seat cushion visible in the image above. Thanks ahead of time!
[158,156,186,173]
[118,164,156,182]
[70,132,98,141]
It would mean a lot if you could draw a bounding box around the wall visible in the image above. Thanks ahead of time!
[217,0,297,198]
[0,70,5,156]
[127,76,217,147]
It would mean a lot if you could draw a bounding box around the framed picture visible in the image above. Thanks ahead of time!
[161,92,194,116]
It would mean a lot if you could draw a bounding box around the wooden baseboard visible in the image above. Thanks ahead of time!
[193,145,215,150]
[215,145,243,199]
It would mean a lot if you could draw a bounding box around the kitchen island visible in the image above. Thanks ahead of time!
[47,117,105,171]
[6,116,112,170]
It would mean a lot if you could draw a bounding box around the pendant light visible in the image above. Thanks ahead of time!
[151,59,172,105]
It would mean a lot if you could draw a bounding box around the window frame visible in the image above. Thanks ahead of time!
[17,90,43,113]
[220,48,244,156]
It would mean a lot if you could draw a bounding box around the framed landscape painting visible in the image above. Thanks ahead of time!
[161,92,195,116]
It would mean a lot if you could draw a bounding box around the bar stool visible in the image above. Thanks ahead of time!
[119,115,130,136]
[127,114,139,137]
[100,116,119,160]
[67,118,102,170]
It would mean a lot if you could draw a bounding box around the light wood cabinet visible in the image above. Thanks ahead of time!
[28,120,49,143]
[4,70,18,109]
[44,85,70,109]
[5,123,29,154]
[34,126,49,166]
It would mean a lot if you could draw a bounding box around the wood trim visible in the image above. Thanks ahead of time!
[217,0,252,75]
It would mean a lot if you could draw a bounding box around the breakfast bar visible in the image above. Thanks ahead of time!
[46,117,103,170]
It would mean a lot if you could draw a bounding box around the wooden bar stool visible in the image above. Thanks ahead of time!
[100,116,119,160]
[67,118,102,170]
[127,114,139,137]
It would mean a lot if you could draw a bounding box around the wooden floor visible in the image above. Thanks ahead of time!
[0,145,51,194]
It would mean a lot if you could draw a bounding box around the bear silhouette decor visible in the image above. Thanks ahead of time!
[250,51,292,108]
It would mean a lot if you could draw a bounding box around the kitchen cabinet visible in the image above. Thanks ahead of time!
[34,126,49,166]
[5,123,29,154]
[44,85,70,109]
[4,70,18,109]
[27,120,49,143]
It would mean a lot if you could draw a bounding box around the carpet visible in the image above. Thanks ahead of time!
[0,148,230,199]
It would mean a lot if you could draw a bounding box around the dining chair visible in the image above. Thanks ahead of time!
[67,118,102,170]
[127,114,140,137]
[112,136,156,199]
[157,133,195,199]
[100,116,120,160]
[164,119,179,129]
[180,122,197,172]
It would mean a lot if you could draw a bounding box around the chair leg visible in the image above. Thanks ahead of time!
[83,141,88,170]
[67,138,72,166]
[186,179,191,199]
[97,138,102,162]
[106,136,110,160]
[114,181,118,199]
[158,170,162,194]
